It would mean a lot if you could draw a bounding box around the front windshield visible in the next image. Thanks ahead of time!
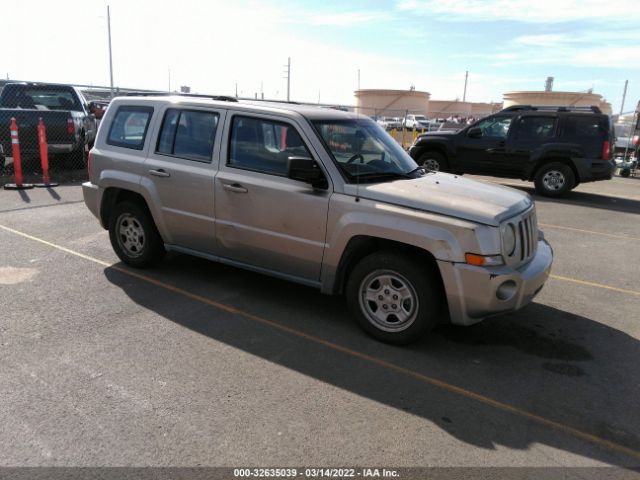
[313,118,420,182]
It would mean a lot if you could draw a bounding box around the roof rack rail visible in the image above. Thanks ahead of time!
[501,104,602,114]
[240,98,301,105]
[124,92,238,102]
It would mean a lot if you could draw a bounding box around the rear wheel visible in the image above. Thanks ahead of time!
[108,201,165,268]
[418,151,448,172]
[620,168,631,178]
[345,251,442,344]
[534,162,575,197]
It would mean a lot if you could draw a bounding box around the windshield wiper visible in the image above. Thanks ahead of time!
[348,171,415,182]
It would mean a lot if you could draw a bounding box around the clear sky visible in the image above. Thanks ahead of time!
[4,0,640,113]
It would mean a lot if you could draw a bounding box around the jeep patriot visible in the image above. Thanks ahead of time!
[83,95,553,344]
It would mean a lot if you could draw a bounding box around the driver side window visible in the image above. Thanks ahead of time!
[475,116,512,139]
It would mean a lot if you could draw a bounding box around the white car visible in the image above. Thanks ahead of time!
[403,114,430,129]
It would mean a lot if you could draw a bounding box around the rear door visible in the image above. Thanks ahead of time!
[142,106,225,253]
[456,115,513,174]
[506,115,557,177]
[214,113,330,283]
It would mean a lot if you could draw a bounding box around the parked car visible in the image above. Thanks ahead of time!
[409,105,616,197]
[403,114,430,130]
[376,116,402,130]
[83,95,552,344]
[0,83,100,169]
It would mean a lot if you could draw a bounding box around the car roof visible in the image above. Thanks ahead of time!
[110,95,368,121]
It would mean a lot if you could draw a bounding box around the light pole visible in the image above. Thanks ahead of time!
[107,5,114,98]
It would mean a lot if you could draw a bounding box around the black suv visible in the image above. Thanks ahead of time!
[408,105,615,197]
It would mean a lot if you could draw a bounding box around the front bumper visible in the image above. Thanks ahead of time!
[437,236,553,326]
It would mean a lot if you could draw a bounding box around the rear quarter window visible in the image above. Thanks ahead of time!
[107,106,154,150]
[562,116,607,139]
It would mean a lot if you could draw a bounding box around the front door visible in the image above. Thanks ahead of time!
[214,114,330,282]
[456,115,513,175]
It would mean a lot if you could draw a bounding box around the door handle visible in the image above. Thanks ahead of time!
[486,148,505,154]
[223,183,248,193]
[149,169,170,178]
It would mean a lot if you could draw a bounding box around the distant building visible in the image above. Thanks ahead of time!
[354,89,430,117]
[428,100,502,119]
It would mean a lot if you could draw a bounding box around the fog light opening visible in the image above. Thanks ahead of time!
[496,280,517,301]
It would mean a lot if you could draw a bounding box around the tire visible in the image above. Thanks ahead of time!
[345,251,443,345]
[620,168,631,178]
[534,162,575,197]
[108,201,165,268]
[418,151,448,172]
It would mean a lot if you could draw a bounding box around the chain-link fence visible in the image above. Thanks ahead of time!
[0,117,91,187]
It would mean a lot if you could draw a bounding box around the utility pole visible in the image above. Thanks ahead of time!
[107,5,114,98]
[235,83,238,98]
[283,57,291,102]
[462,71,468,102]
[261,82,264,100]
[620,79,629,115]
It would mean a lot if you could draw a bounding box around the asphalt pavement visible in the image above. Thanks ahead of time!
[0,175,639,475]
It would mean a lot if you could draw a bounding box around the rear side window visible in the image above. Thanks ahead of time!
[228,116,311,176]
[562,116,605,139]
[107,106,154,150]
[513,116,556,140]
[156,109,219,162]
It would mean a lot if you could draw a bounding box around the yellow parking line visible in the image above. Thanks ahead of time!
[539,223,640,241]
[2,222,640,461]
[550,274,640,297]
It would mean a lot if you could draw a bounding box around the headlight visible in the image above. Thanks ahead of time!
[502,223,516,256]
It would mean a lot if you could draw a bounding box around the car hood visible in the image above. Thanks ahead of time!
[419,130,457,138]
[351,173,532,226]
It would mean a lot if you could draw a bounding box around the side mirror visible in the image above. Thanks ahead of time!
[467,127,482,138]
[287,157,327,189]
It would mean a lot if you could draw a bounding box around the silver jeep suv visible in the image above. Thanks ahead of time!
[83,95,553,344]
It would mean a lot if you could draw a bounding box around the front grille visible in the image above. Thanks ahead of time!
[516,209,537,262]
[503,207,537,266]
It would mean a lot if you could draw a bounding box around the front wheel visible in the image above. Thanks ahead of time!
[108,201,165,268]
[418,151,448,172]
[345,252,443,344]
[534,162,575,197]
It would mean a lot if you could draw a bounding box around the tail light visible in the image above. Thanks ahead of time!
[602,140,610,160]
[633,135,639,146]
[67,118,75,135]
[87,149,92,176]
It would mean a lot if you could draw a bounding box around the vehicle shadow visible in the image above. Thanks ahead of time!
[104,255,640,467]
[502,184,640,215]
